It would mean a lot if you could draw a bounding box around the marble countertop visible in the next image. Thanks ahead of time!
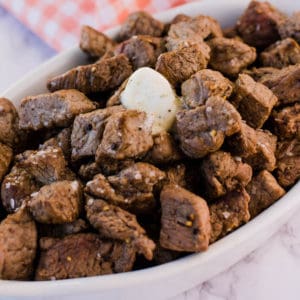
[0,5,300,300]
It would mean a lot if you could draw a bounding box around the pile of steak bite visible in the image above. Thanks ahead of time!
[0,0,299,281]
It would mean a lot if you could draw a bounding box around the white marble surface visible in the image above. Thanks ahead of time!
[0,5,300,300]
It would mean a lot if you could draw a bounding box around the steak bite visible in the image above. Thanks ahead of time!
[276,139,300,187]
[18,147,72,185]
[19,89,96,131]
[208,37,257,77]
[170,14,192,25]
[155,44,210,86]
[0,98,19,147]
[181,69,233,108]
[242,66,280,82]
[95,110,153,162]
[85,162,165,214]
[246,170,285,218]
[272,103,300,140]
[209,189,250,243]
[259,38,300,68]
[259,64,300,106]
[144,131,182,164]
[47,54,133,94]
[278,12,300,43]
[0,143,13,182]
[114,35,165,70]
[80,25,116,58]
[29,180,82,224]
[118,11,164,41]
[175,96,241,158]
[35,233,136,280]
[159,184,211,252]
[86,197,155,260]
[78,161,104,181]
[236,0,286,48]
[71,106,124,160]
[1,166,40,213]
[227,123,277,172]
[233,74,278,129]
[200,151,252,199]
[0,207,37,280]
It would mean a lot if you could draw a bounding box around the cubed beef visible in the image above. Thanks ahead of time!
[118,11,164,41]
[29,180,82,224]
[47,54,133,94]
[40,127,72,161]
[80,25,116,58]
[208,37,257,77]
[0,143,13,182]
[259,63,300,105]
[162,164,187,188]
[236,0,286,48]
[243,66,279,81]
[209,189,250,243]
[260,38,300,68]
[167,15,222,41]
[86,197,155,260]
[153,243,182,265]
[159,184,211,252]
[95,110,153,162]
[78,161,102,180]
[71,106,124,160]
[38,219,89,238]
[1,165,40,213]
[85,162,165,214]
[106,79,128,107]
[155,44,210,86]
[272,103,300,140]
[200,151,252,199]
[0,98,19,147]
[114,35,165,70]
[19,89,96,131]
[170,14,192,25]
[0,207,37,280]
[227,123,277,172]
[144,131,182,164]
[233,74,278,128]
[276,139,300,187]
[18,147,73,185]
[223,26,240,39]
[35,233,136,280]
[181,69,233,108]
[175,96,241,158]
[278,12,300,43]
[246,170,285,218]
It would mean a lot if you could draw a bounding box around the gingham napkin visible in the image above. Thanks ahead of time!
[1,0,195,51]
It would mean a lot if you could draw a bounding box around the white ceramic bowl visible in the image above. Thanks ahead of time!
[0,0,299,299]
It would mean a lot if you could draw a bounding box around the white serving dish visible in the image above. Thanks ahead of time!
[0,0,299,299]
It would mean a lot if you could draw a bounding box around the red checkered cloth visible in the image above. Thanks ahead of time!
[2,0,196,51]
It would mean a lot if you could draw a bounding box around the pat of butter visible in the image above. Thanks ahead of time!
[120,67,181,135]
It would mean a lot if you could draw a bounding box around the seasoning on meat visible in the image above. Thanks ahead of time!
[86,197,155,260]
[233,74,278,129]
[260,38,300,68]
[47,54,133,94]
[181,69,233,108]
[71,106,124,160]
[200,151,252,199]
[276,139,300,187]
[0,207,37,280]
[80,25,116,58]
[209,188,250,243]
[19,89,96,130]
[175,96,241,158]
[155,43,210,86]
[118,11,164,41]
[29,180,82,224]
[95,110,153,162]
[208,37,257,77]
[246,170,285,218]
[159,184,211,252]
[35,233,136,280]
[236,0,286,48]
[114,35,165,70]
